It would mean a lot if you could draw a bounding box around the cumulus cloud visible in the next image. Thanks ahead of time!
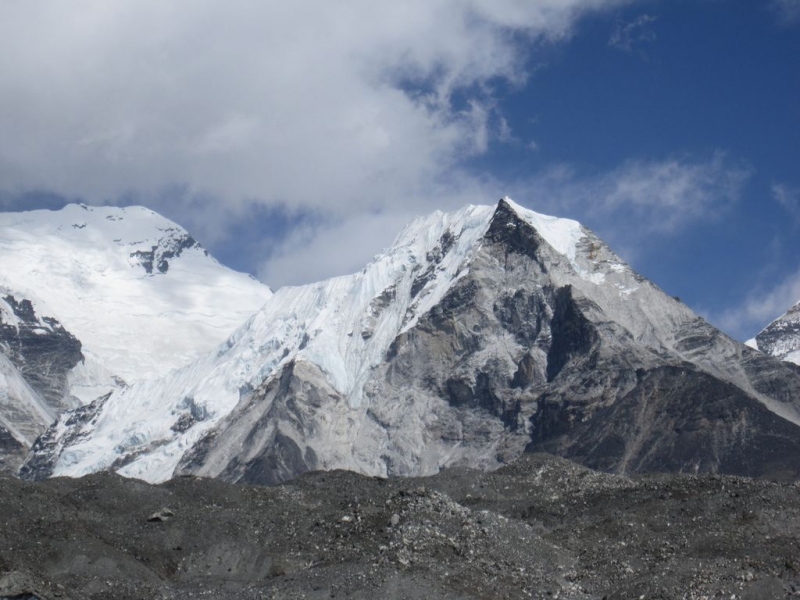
[0,0,648,287]
[0,0,629,218]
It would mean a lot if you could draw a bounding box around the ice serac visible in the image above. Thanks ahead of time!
[0,204,273,386]
[26,198,800,483]
[749,301,800,366]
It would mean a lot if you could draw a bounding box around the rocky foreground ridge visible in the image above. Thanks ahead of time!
[2,454,800,599]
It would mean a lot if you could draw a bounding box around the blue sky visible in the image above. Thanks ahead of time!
[0,0,798,340]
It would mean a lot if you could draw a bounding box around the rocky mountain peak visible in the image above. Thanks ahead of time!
[751,300,800,365]
[21,198,800,485]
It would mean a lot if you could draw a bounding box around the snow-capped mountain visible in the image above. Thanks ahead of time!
[747,301,800,366]
[0,203,272,471]
[23,199,800,483]
[0,204,272,388]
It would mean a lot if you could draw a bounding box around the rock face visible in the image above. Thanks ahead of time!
[23,199,800,484]
[0,293,83,473]
[749,301,800,366]
[0,294,83,409]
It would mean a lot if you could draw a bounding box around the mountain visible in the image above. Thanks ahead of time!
[0,204,272,386]
[22,198,800,483]
[0,203,272,471]
[747,301,800,366]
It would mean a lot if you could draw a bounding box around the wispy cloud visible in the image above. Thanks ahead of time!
[770,0,800,25]
[513,152,753,257]
[608,14,658,55]
[254,152,752,287]
[772,181,800,222]
[257,212,419,288]
[710,268,800,341]
[595,153,750,231]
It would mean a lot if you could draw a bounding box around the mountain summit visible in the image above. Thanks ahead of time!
[0,203,272,472]
[0,204,272,385]
[22,198,800,483]
[748,301,800,366]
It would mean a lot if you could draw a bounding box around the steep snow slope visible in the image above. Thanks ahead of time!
[34,203,501,480]
[748,301,800,366]
[0,204,272,384]
[26,199,800,484]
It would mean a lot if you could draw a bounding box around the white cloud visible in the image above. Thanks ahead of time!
[711,268,800,341]
[258,212,418,288]
[0,0,647,288]
[252,152,751,287]
[0,0,630,221]
[772,181,800,221]
[596,152,751,231]
[512,152,752,254]
[255,176,504,287]
[771,0,800,25]
[608,14,657,54]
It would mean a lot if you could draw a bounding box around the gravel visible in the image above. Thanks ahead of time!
[1,453,799,599]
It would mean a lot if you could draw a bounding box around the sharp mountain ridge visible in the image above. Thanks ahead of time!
[748,300,800,366]
[22,198,800,485]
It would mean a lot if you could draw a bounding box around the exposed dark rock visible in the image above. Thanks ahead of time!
[546,286,599,382]
[369,285,396,314]
[233,432,317,486]
[19,394,109,481]
[493,288,550,346]
[484,198,542,261]
[529,364,800,479]
[26,198,800,489]
[0,428,26,476]
[409,231,461,299]
[409,266,435,298]
[0,295,83,410]
[511,353,537,388]
[129,233,201,275]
